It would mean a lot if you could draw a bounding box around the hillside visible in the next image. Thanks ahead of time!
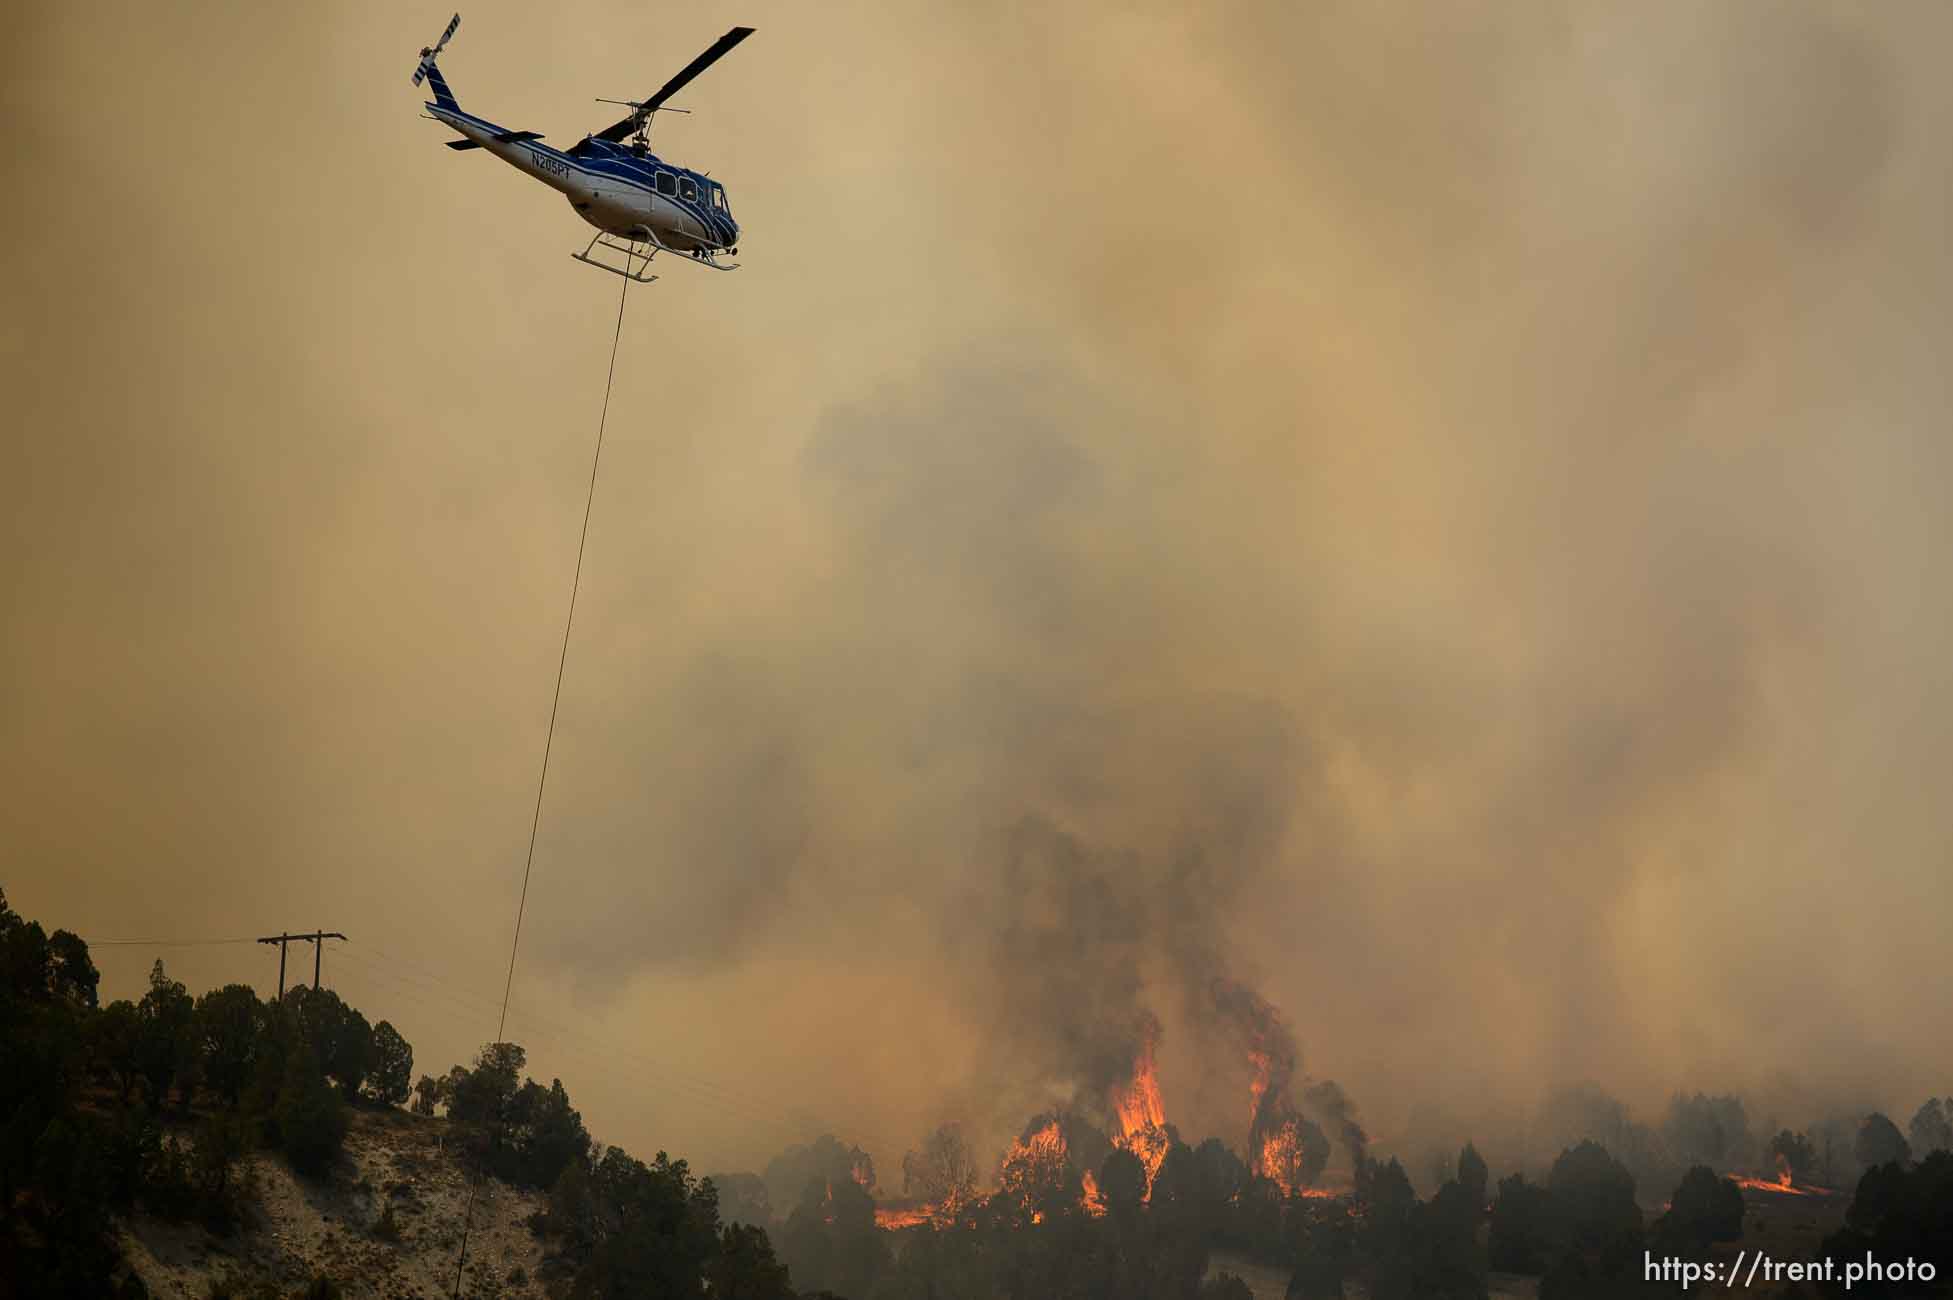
[5,888,1947,1300]
[2,889,798,1298]
[119,1108,547,1300]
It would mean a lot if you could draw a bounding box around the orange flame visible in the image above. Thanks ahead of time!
[1244,1046,1284,1185]
[1242,1033,1326,1197]
[1254,1112,1331,1198]
[1107,1017,1171,1195]
[970,1018,1182,1228]
[873,1205,932,1230]
[1257,1121,1301,1195]
[1728,1173,1821,1196]
[873,1189,971,1231]
[1246,1047,1272,1121]
[1726,1159,1831,1198]
[1009,1118,1068,1164]
[998,1116,1076,1222]
[1120,1123,1172,1195]
[1111,1021,1168,1137]
[1080,1169,1108,1217]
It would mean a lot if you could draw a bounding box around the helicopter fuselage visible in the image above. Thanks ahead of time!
[428,100,739,255]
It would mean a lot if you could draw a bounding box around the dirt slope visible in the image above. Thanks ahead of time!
[118,1108,549,1299]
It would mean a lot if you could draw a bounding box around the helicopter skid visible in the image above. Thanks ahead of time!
[571,232,661,284]
[625,223,740,272]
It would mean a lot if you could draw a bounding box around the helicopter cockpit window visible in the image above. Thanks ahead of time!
[655,172,677,197]
[709,185,729,215]
[678,176,698,202]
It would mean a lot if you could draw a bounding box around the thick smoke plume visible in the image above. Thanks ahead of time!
[1302,1080,1368,1173]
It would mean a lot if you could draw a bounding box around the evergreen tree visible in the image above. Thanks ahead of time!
[274,1042,347,1177]
[367,1019,414,1107]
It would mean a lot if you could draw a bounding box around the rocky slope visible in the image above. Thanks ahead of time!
[119,1108,550,1299]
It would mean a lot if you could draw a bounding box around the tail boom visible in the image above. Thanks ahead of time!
[416,57,460,111]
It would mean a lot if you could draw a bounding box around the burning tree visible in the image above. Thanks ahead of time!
[761,1134,877,1215]
[1210,978,1305,1189]
[1255,1111,1331,1195]
[1109,1013,1167,1134]
[1210,977,1365,1196]
[1105,1012,1175,1196]
[998,1008,1181,1218]
[999,1113,1086,1223]
[900,1122,979,1216]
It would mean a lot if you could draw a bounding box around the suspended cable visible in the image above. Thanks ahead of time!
[81,936,260,947]
[453,269,632,1299]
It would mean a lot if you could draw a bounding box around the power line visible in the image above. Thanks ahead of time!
[352,940,923,1140]
[327,955,828,1150]
[331,941,925,1156]
[347,943,895,1133]
[81,936,259,947]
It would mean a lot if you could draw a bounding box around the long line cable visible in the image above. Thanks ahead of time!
[452,269,631,1298]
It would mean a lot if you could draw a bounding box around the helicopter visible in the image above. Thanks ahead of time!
[412,15,753,283]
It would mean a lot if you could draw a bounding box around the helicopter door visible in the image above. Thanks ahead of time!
[675,177,703,237]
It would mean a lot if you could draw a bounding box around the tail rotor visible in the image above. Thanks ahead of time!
[411,12,460,87]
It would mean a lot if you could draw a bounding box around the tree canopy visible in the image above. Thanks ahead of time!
[1655,1166,1744,1253]
[901,1121,979,1209]
[367,1018,414,1107]
[1856,1112,1911,1171]
[1907,1098,1951,1158]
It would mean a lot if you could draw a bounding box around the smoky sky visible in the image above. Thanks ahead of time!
[5,1,1952,1178]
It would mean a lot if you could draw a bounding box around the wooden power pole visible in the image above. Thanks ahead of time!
[256,930,347,998]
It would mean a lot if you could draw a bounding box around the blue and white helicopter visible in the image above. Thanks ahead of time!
[413,15,753,283]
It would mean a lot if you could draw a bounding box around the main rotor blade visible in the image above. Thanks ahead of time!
[594,26,754,142]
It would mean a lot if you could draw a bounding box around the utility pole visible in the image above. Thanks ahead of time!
[257,930,347,998]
